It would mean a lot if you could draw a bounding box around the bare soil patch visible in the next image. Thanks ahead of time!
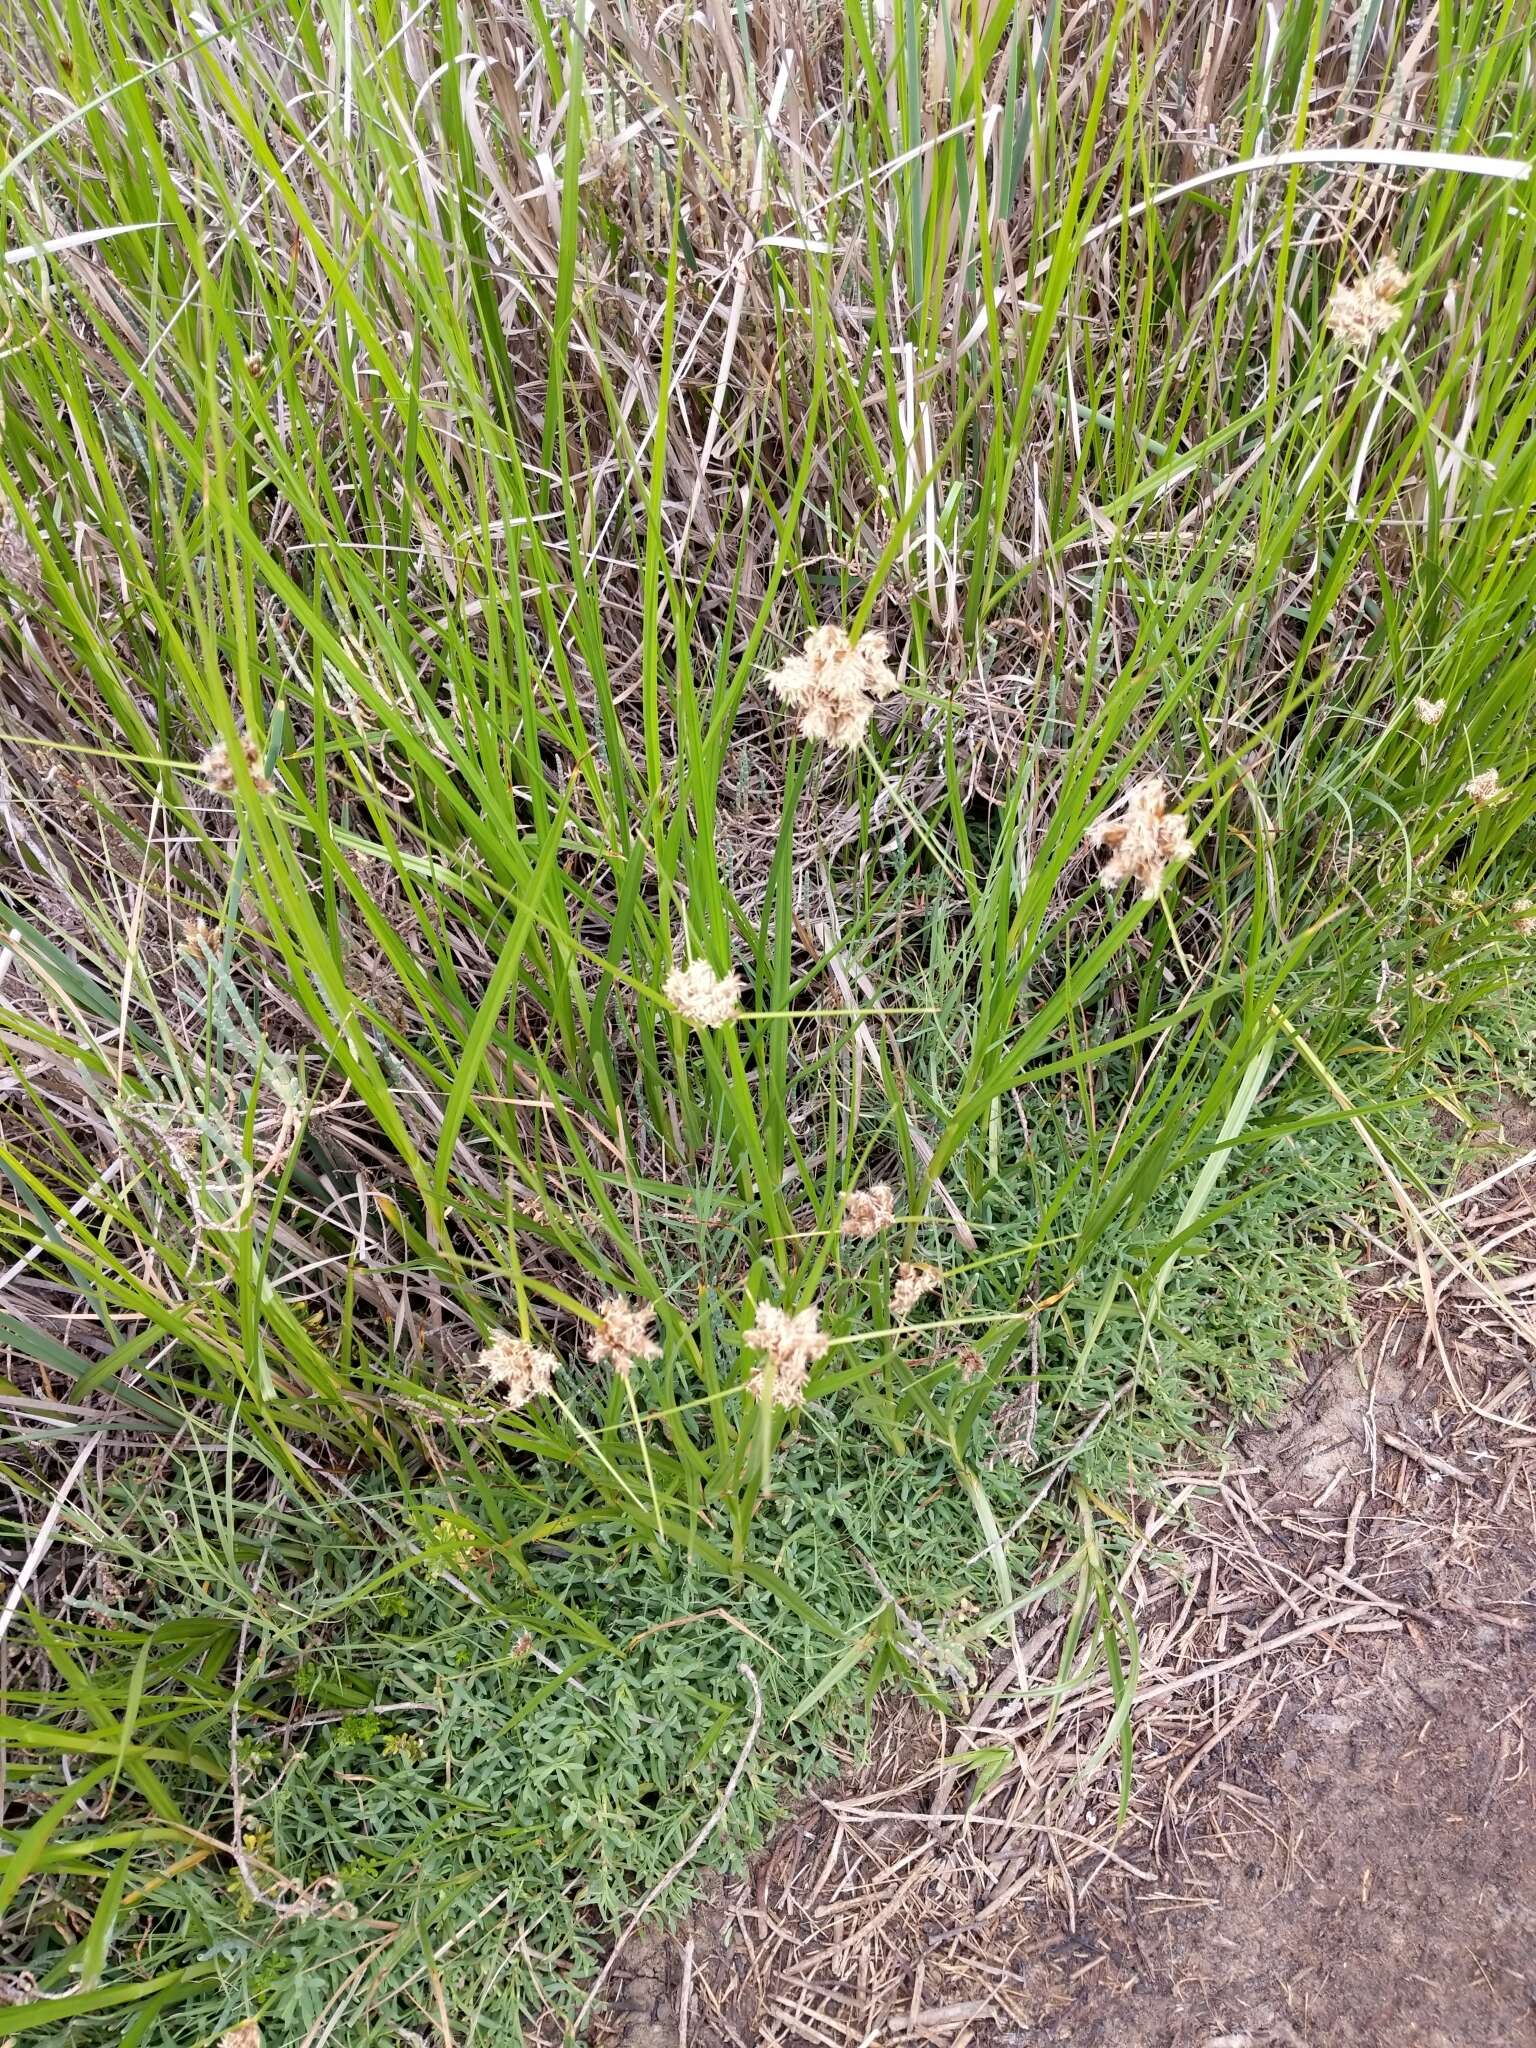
[599,1120,1536,2048]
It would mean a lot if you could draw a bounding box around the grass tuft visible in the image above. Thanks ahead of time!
[2,0,1535,2034]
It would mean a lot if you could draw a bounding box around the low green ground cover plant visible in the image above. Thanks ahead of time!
[2,0,1534,2034]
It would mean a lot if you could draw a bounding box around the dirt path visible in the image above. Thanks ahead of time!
[600,1128,1536,2048]
[988,1488,1536,2046]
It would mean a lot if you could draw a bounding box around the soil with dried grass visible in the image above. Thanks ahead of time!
[599,1122,1536,2048]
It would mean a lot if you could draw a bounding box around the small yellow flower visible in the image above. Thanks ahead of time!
[1086,777,1195,901]
[744,1300,829,1408]
[587,1297,661,1377]
[891,1261,941,1319]
[1413,696,1446,726]
[664,959,743,1029]
[431,1514,489,1573]
[475,1330,558,1408]
[1326,255,1409,351]
[1463,769,1503,808]
[841,1184,896,1240]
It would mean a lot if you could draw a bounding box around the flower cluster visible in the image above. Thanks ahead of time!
[587,1296,661,1378]
[664,959,743,1030]
[765,624,900,751]
[891,1261,941,1319]
[200,733,272,796]
[475,1329,558,1409]
[842,1183,895,1239]
[744,1300,829,1408]
[1326,255,1409,351]
[1464,769,1503,808]
[1087,777,1195,901]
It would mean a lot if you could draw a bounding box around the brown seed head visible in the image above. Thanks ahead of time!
[200,734,272,797]
[1327,255,1410,351]
[765,624,900,751]
[891,1261,941,1319]
[744,1300,829,1408]
[587,1296,661,1378]
[1464,769,1502,808]
[1087,777,1195,901]
[842,1183,896,1240]
[476,1329,559,1409]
